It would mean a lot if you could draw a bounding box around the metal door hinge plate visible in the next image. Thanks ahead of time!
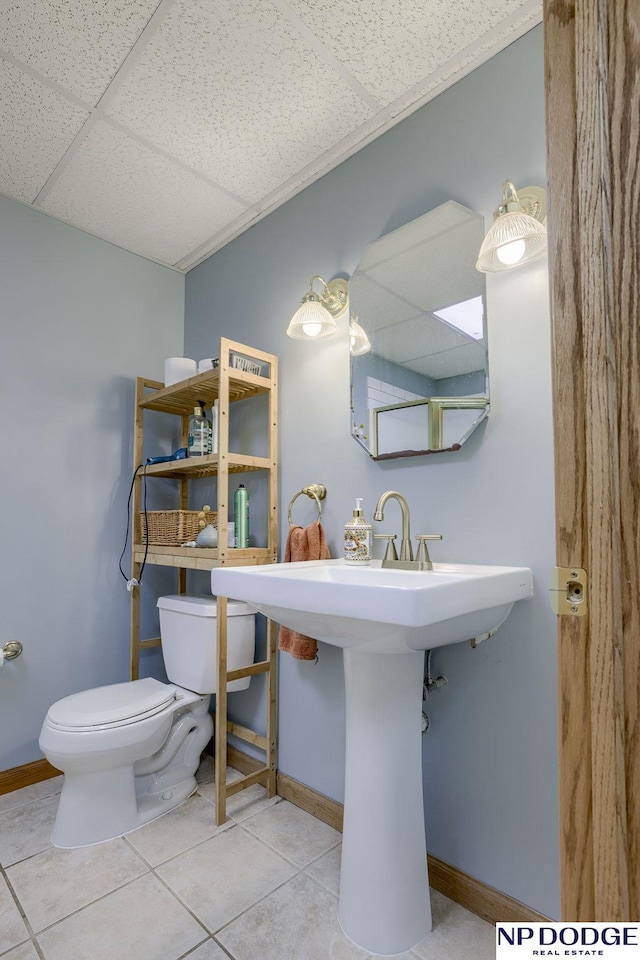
[549,567,588,616]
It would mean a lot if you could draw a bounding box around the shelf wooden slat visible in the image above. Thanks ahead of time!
[226,660,270,682]
[226,720,268,751]
[138,368,270,415]
[133,544,277,570]
[224,766,270,797]
[143,453,273,479]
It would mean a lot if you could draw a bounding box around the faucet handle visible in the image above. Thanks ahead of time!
[374,533,398,562]
[415,535,442,564]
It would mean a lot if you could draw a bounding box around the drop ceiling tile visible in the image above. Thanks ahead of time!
[388,2,542,120]
[0,59,89,203]
[105,0,375,202]
[0,0,159,104]
[287,0,539,106]
[371,315,471,364]
[407,342,487,379]
[39,120,249,266]
[350,274,420,336]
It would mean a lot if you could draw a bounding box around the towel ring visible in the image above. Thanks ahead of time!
[287,484,327,525]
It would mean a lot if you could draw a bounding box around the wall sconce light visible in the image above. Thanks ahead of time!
[476,180,547,273]
[286,276,349,340]
[349,316,371,355]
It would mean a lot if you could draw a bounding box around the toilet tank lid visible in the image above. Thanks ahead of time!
[157,594,255,617]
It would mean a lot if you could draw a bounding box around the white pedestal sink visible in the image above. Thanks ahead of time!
[211,559,533,956]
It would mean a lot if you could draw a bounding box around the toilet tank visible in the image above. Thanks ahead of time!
[157,595,255,695]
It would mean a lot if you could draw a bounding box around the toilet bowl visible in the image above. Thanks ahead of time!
[39,596,255,848]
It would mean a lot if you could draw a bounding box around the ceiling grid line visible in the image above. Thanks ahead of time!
[31,0,180,205]
[268,0,382,110]
[0,47,91,111]
[100,115,254,208]
[0,47,255,209]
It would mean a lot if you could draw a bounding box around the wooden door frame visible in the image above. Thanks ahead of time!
[545,0,639,920]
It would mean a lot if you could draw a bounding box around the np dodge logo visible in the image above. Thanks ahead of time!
[496,923,640,958]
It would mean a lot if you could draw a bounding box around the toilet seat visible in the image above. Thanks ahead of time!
[47,678,178,732]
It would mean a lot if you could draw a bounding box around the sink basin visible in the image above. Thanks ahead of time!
[210,558,533,653]
[211,558,533,956]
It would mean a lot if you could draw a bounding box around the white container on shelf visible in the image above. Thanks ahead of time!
[164,357,197,385]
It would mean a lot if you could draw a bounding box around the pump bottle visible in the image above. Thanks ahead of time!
[344,498,371,564]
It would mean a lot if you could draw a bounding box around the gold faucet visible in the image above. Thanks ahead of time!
[373,490,442,570]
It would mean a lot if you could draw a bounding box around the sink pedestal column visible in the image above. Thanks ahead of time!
[339,649,431,956]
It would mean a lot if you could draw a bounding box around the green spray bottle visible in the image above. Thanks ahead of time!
[234,484,249,548]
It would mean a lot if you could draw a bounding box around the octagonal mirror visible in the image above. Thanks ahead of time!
[350,201,489,459]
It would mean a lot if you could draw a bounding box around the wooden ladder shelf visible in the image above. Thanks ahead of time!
[128,338,279,828]
[214,599,278,825]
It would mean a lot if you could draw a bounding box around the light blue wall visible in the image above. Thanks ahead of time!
[0,197,185,770]
[185,26,558,918]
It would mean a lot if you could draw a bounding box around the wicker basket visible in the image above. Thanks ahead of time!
[138,510,217,545]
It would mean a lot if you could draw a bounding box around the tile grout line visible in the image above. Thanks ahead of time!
[137,809,344,950]
[148,824,307,947]
[1,862,47,960]
[176,939,234,960]
[20,869,151,941]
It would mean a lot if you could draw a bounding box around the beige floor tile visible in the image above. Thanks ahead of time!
[1,941,41,960]
[227,786,280,823]
[36,873,207,960]
[217,872,368,960]
[304,844,342,896]
[0,777,63,815]
[0,873,29,954]
[195,758,241,786]
[6,837,148,932]
[126,793,232,866]
[197,779,280,822]
[157,825,297,933]
[195,755,215,782]
[241,800,341,867]
[0,795,57,867]
[410,890,495,960]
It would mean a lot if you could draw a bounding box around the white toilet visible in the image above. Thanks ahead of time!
[39,595,255,848]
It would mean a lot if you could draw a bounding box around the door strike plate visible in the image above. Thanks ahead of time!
[549,567,587,616]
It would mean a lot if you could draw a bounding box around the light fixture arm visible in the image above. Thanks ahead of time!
[496,180,522,215]
[300,275,329,305]
[302,276,349,319]
[494,180,546,223]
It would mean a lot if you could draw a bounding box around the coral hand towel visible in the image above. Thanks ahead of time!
[278,521,330,661]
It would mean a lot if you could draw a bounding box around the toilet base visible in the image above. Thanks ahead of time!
[49,697,214,848]
[51,768,200,849]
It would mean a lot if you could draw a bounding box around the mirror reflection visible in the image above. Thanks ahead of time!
[350,201,489,459]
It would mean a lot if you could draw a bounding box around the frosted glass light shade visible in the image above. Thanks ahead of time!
[476,211,547,272]
[476,182,547,274]
[287,300,338,340]
[350,317,371,355]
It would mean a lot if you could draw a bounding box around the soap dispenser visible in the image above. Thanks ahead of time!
[344,498,372,564]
